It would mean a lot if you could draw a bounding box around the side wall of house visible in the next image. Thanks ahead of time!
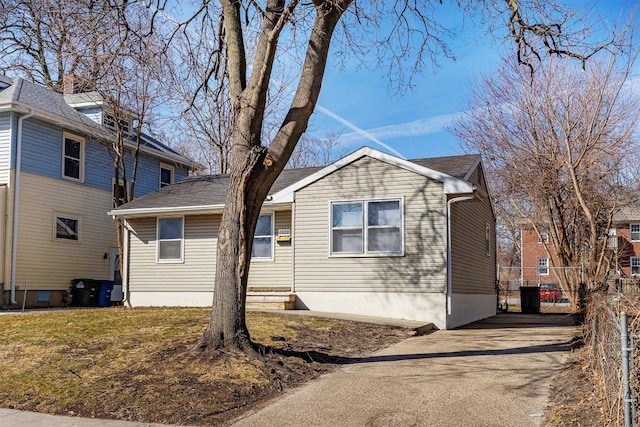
[448,163,496,328]
[292,156,449,328]
[125,210,293,306]
[0,112,13,295]
[0,112,12,182]
[15,172,117,291]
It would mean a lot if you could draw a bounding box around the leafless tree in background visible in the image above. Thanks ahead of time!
[287,131,347,168]
[453,54,640,309]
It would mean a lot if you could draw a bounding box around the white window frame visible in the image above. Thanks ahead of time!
[537,231,549,244]
[608,228,618,249]
[485,222,491,257]
[156,217,184,263]
[631,224,640,242]
[62,133,84,182]
[53,214,80,242]
[160,163,175,188]
[632,257,640,276]
[329,198,404,257]
[538,257,549,276]
[251,213,274,261]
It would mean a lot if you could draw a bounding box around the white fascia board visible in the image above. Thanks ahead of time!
[270,146,476,201]
[109,204,226,219]
[444,180,476,195]
[109,200,291,219]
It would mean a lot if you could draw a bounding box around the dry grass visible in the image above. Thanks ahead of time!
[0,307,408,425]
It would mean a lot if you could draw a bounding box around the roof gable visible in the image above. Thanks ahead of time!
[269,147,476,203]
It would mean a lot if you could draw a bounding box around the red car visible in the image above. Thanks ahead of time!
[540,284,562,302]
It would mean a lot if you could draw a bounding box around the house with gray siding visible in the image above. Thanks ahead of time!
[0,75,193,308]
[110,147,496,329]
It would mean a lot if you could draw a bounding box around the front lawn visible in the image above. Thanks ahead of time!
[0,307,409,425]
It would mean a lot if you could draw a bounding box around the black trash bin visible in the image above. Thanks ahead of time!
[71,279,98,307]
[520,286,540,314]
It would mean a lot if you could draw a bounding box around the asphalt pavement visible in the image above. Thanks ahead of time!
[0,312,577,427]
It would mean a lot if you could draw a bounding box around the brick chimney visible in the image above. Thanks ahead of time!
[63,74,95,94]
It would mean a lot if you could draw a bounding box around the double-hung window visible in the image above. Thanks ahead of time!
[537,231,549,243]
[631,224,640,241]
[331,199,403,256]
[538,257,549,275]
[62,134,84,181]
[632,257,640,275]
[157,217,184,262]
[252,214,273,260]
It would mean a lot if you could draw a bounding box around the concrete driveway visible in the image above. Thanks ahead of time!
[230,313,577,427]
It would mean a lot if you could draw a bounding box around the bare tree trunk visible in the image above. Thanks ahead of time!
[198,145,269,350]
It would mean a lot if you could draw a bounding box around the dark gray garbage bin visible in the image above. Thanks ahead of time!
[520,286,540,314]
[71,279,98,307]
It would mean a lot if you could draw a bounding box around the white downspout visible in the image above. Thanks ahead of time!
[446,194,476,318]
[10,108,34,304]
[122,219,132,308]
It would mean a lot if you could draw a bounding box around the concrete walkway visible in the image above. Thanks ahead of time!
[0,313,577,427]
[231,313,577,427]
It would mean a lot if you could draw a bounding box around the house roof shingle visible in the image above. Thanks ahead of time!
[111,148,481,216]
[0,75,194,167]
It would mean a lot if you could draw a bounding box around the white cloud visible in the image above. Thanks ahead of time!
[337,112,464,145]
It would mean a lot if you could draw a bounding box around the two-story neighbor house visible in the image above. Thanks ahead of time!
[111,147,497,330]
[0,75,193,308]
[520,206,640,289]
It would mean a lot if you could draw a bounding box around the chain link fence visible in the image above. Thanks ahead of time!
[585,289,640,426]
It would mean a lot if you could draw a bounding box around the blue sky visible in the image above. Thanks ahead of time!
[308,1,636,161]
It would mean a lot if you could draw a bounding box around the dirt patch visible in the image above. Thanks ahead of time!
[0,309,412,426]
[544,343,606,427]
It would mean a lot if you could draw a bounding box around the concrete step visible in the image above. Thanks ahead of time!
[246,292,296,310]
[247,286,291,292]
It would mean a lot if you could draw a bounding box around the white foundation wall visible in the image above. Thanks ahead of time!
[294,291,447,330]
[447,293,496,329]
[128,291,213,307]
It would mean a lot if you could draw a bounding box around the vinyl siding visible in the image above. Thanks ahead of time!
[450,164,496,294]
[13,172,117,291]
[294,156,447,293]
[248,210,292,289]
[128,215,217,292]
[76,107,102,124]
[127,210,292,292]
[20,118,115,192]
[19,117,182,197]
[0,112,12,174]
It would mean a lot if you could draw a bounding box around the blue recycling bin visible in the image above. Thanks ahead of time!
[96,280,115,307]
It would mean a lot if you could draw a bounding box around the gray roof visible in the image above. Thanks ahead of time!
[112,151,481,213]
[115,166,324,211]
[0,77,113,139]
[411,154,480,180]
[0,76,193,167]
